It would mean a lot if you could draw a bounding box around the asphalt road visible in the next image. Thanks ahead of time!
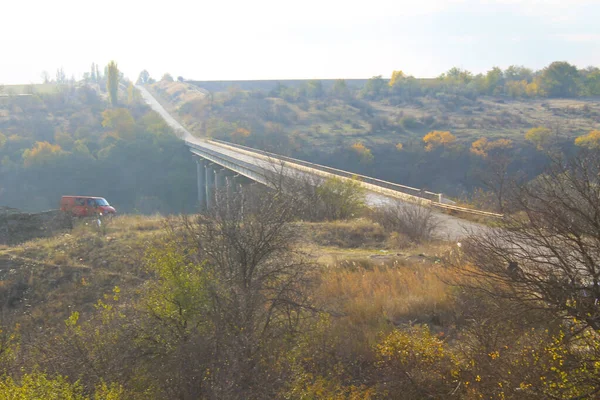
[136,85,486,240]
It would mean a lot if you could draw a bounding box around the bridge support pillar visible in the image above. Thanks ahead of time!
[215,169,227,189]
[225,175,235,201]
[214,169,227,205]
[196,158,207,211]
[205,163,215,210]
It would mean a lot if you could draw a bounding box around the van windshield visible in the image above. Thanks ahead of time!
[95,199,109,206]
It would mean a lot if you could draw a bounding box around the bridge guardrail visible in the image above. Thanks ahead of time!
[209,139,441,202]
[197,139,503,219]
[187,141,265,177]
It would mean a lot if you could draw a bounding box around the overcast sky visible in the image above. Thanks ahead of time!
[1,0,599,84]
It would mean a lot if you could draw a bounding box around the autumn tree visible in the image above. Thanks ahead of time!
[376,326,462,398]
[351,142,374,164]
[106,61,119,106]
[525,126,553,151]
[230,127,250,143]
[525,78,542,97]
[22,141,66,168]
[389,70,406,87]
[470,137,512,158]
[575,130,600,150]
[422,131,456,152]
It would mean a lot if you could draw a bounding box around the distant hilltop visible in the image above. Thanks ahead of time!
[186,79,372,92]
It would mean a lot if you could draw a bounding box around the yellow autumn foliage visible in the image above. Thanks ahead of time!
[389,70,405,87]
[525,126,552,150]
[231,127,251,142]
[574,130,600,150]
[423,131,456,152]
[22,141,65,168]
[351,142,374,163]
[470,137,513,158]
[525,81,540,97]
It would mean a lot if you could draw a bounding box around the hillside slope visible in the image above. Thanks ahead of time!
[150,80,600,150]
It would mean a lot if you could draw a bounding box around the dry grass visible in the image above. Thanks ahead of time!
[3,215,166,271]
[306,237,460,353]
[0,214,169,326]
[108,213,165,232]
[1,213,460,345]
[315,261,458,328]
[297,218,387,249]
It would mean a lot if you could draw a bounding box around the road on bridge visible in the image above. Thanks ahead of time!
[136,85,487,241]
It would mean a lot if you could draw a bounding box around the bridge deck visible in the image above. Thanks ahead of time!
[137,84,494,240]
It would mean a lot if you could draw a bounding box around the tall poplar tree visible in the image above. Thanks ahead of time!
[106,61,119,106]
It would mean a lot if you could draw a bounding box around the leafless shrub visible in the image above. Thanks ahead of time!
[373,201,439,244]
[171,185,317,398]
[455,150,600,332]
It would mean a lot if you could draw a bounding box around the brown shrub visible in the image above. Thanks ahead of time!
[303,219,387,248]
[372,202,439,244]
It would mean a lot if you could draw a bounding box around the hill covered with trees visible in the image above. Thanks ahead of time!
[0,66,196,213]
[147,61,600,207]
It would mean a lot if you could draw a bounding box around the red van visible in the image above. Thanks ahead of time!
[60,196,116,217]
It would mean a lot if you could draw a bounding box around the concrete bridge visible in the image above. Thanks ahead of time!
[137,85,499,239]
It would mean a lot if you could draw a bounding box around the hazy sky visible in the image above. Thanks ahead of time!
[2,0,599,84]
